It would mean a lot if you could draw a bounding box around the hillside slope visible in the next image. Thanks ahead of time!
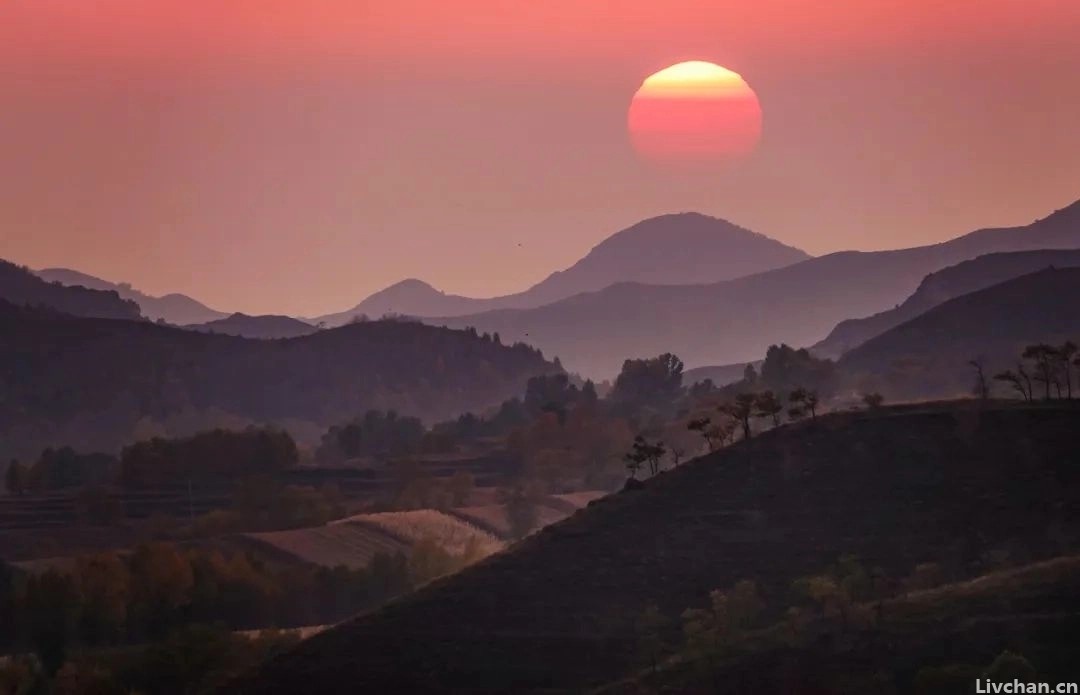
[1,259,140,320]
[838,267,1080,399]
[432,198,1080,377]
[36,267,228,324]
[314,214,808,325]
[814,248,1080,358]
[606,554,1080,694]
[0,304,556,460]
[234,403,1080,693]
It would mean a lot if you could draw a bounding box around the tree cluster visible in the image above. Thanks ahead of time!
[0,542,414,676]
[5,448,116,495]
[316,410,426,464]
[993,341,1078,401]
[120,427,298,487]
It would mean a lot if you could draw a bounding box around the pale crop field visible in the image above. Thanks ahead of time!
[345,509,504,557]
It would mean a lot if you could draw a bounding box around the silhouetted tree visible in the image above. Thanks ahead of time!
[1058,341,1077,399]
[610,353,685,409]
[687,417,717,452]
[862,392,885,409]
[789,388,820,421]
[723,394,757,441]
[754,391,783,427]
[994,367,1032,402]
[968,358,989,400]
[1023,344,1058,400]
[759,344,835,394]
[524,373,579,418]
[625,436,666,478]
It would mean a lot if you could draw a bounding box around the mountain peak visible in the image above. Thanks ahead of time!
[515,212,809,305]
[381,278,441,294]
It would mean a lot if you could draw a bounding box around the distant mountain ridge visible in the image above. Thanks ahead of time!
[0,303,557,460]
[814,248,1080,358]
[427,198,1080,377]
[314,213,809,325]
[184,313,316,339]
[838,266,1080,400]
[36,267,228,325]
[1,260,141,320]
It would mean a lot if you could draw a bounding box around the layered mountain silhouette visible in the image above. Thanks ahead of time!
[431,199,1080,377]
[837,266,1080,400]
[0,304,555,460]
[1,260,140,320]
[36,267,228,325]
[312,278,488,325]
[814,248,1080,358]
[314,213,809,325]
[184,313,316,339]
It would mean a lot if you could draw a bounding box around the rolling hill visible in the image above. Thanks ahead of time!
[814,248,1080,358]
[314,213,809,325]
[836,267,1080,400]
[1,259,140,320]
[429,198,1080,377]
[233,402,1080,693]
[184,313,316,339]
[0,304,557,461]
[36,267,228,324]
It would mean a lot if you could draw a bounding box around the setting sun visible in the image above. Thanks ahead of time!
[628,61,763,166]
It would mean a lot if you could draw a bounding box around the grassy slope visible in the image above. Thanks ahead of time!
[604,555,1080,693]
[233,401,1080,694]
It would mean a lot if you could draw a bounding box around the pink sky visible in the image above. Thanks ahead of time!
[3,1,1080,315]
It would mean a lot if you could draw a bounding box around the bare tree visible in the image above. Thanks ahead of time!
[993,365,1032,402]
[968,358,990,400]
[1023,344,1058,400]
[1058,341,1077,399]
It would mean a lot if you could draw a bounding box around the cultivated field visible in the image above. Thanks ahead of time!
[243,523,410,570]
[344,510,503,557]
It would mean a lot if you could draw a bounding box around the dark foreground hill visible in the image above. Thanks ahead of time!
[234,402,1080,693]
[838,267,1080,399]
[0,304,555,460]
[183,312,316,339]
[433,198,1080,377]
[607,554,1080,693]
[814,248,1080,358]
[314,213,809,325]
[1,259,140,320]
[35,266,228,324]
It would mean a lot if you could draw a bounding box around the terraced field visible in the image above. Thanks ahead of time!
[243,523,410,570]
[347,510,503,557]
[449,504,567,539]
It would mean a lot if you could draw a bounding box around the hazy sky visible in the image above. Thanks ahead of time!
[3,1,1080,316]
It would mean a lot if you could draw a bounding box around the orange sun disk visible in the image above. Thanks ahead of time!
[628,61,763,166]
